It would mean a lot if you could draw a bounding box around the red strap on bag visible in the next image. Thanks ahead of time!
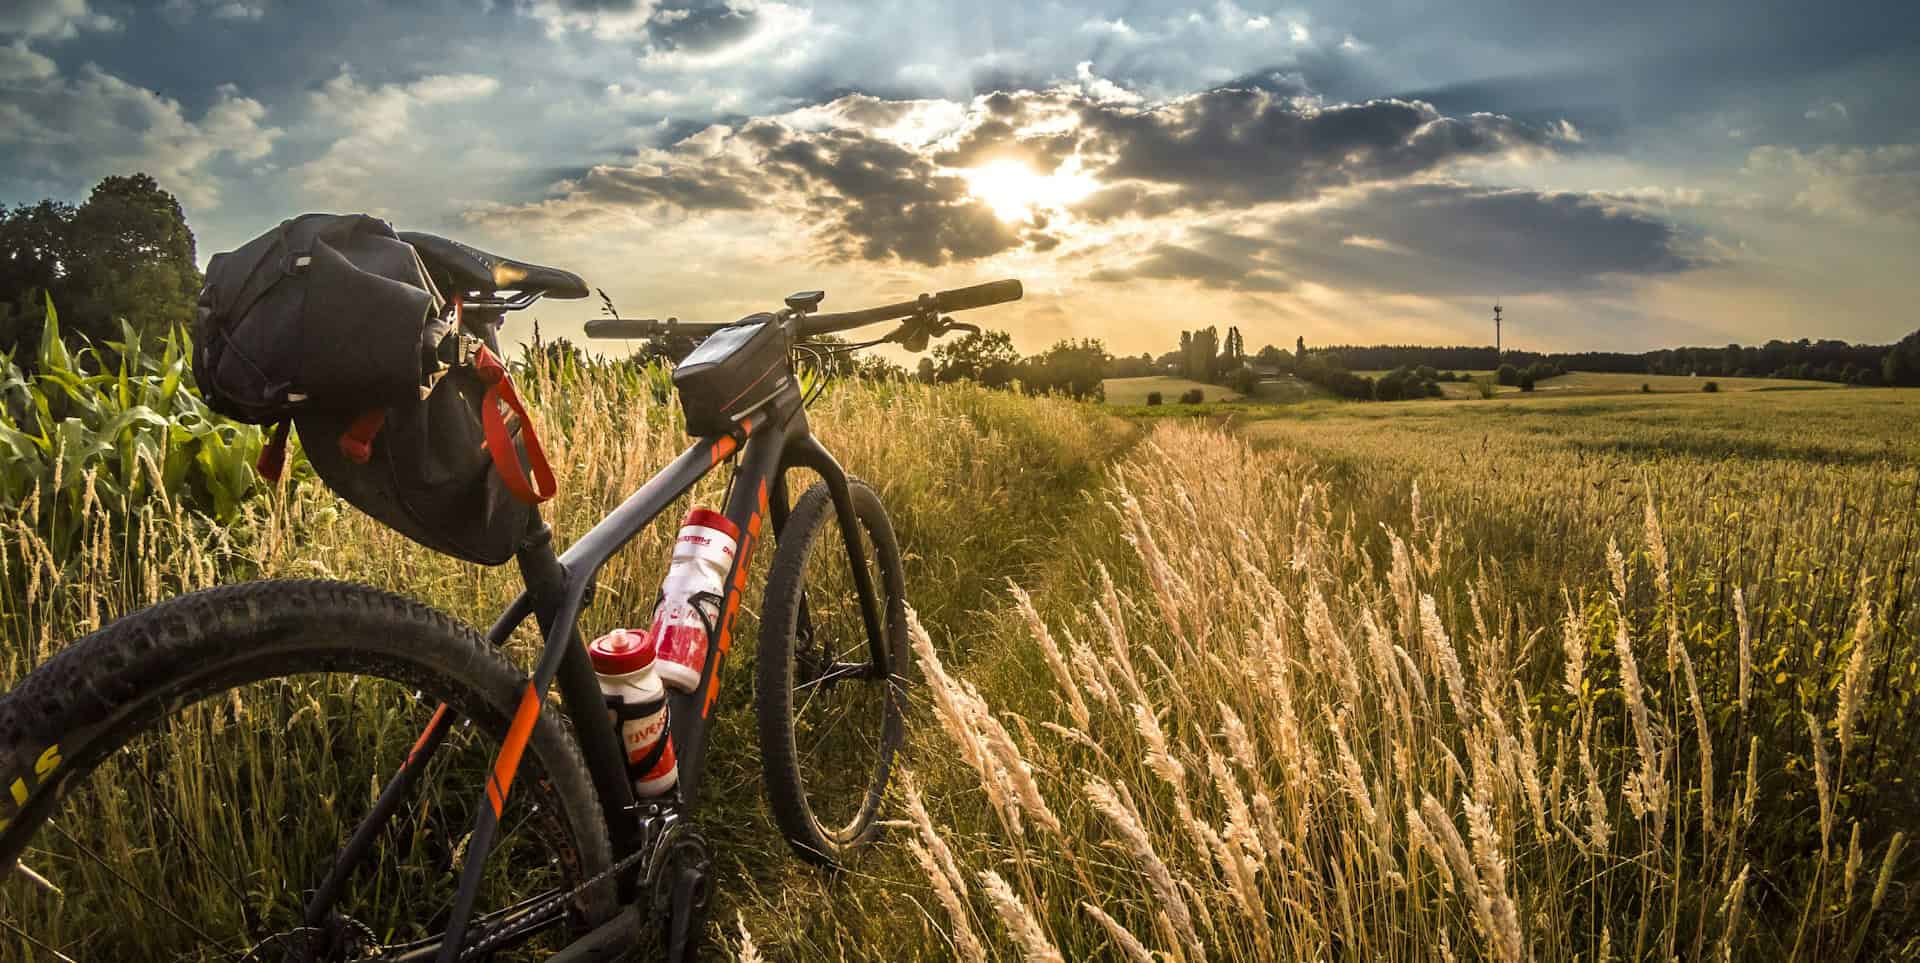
[256,420,291,482]
[471,345,556,505]
[338,409,388,464]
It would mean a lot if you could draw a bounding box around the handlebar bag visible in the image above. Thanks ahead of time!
[194,213,442,424]
[671,314,801,437]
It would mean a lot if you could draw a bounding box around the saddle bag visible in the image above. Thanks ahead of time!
[296,333,553,565]
[194,214,555,565]
[671,314,800,437]
[194,213,442,424]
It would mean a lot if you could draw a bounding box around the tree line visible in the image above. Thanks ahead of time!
[1318,336,1920,388]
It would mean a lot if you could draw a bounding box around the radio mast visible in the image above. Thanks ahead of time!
[1493,301,1503,359]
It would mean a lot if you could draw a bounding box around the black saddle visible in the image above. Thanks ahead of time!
[399,231,589,300]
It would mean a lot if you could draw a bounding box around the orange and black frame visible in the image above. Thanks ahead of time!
[301,280,1018,960]
[302,393,883,962]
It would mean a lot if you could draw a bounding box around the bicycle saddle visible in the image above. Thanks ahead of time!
[399,231,590,300]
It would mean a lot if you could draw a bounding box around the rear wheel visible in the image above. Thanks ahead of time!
[755,479,909,866]
[0,580,615,961]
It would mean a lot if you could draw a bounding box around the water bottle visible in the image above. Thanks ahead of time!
[587,628,678,797]
[648,507,739,693]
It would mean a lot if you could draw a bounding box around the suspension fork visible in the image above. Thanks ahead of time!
[783,434,890,675]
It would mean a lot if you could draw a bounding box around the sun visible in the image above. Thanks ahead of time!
[958,159,1098,223]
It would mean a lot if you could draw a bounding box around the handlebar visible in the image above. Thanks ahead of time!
[583,278,1023,341]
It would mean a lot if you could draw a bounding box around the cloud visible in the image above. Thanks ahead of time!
[1745,144,1920,222]
[475,82,1561,269]
[0,57,278,208]
[1073,92,1553,215]
[519,0,808,68]
[1274,183,1695,294]
[291,68,502,207]
[474,116,1023,265]
[161,0,268,22]
[1087,236,1290,292]
[0,0,115,39]
[518,0,660,39]
[1089,183,1695,296]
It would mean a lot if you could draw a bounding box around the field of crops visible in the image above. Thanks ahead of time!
[5,342,1917,960]
[1102,375,1242,404]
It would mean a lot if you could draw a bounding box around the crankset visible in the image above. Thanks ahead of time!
[239,913,378,963]
[643,820,713,963]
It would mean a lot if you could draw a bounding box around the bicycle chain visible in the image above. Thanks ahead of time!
[457,842,653,959]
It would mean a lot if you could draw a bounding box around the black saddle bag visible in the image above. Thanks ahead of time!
[194,213,441,424]
[194,214,555,565]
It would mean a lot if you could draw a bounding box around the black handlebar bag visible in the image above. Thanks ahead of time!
[195,213,555,566]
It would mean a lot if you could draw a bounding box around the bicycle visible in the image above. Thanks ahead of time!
[0,232,1022,961]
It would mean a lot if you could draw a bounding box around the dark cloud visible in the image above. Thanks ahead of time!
[648,0,759,53]
[756,124,1022,263]
[508,116,1020,265]
[1086,184,1693,295]
[562,163,759,210]
[496,84,1560,266]
[1072,92,1552,214]
[1088,242,1290,292]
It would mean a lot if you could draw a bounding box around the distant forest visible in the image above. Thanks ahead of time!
[1314,339,1915,386]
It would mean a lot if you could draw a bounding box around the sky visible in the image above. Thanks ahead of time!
[2,0,1916,357]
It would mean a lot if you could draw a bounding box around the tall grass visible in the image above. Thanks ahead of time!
[6,352,1916,960]
[772,405,1916,961]
[0,351,1131,957]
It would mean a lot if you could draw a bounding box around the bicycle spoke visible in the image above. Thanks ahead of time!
[47,821,237,954]
[134,753,255,913]
[0,915,81,963]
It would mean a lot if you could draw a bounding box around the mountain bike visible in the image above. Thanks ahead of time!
[0,234,1022,961]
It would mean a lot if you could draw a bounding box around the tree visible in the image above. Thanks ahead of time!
[1255,344,1291,371]
[1021,338,1108,399]
[0,200,77,352]
[64,175,201,346]
[1497,363,1520,386]
[1885,330,1920,387]
[1227,366,1259,396]
[1179,326,1220,382]
[916,357,936,384]
[1296,335,1306,359]
[0,174,201,356]
[932,329,1020,387]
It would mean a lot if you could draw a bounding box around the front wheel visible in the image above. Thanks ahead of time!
[756,478,909,866]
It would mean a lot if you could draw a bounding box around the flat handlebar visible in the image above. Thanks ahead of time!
[583,279,1023,341]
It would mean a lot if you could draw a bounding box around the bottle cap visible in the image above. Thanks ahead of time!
[682,507,739,541]
[588,628,657,675]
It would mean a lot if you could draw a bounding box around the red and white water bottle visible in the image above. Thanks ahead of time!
[649,507,739,693]
[587,628,678,797]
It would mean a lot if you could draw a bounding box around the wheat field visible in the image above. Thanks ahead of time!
[3,359,1915,960]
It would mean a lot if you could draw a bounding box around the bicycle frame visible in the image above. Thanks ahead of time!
[306,396,890,961]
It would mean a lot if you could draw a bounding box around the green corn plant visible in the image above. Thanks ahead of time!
[0,293,263,554]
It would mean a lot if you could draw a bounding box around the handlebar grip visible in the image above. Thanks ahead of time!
[933,279,1023,313]
[585,318,734,339]
[584,318,660,339]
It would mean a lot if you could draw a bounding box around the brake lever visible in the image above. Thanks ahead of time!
[885,313,981,353]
